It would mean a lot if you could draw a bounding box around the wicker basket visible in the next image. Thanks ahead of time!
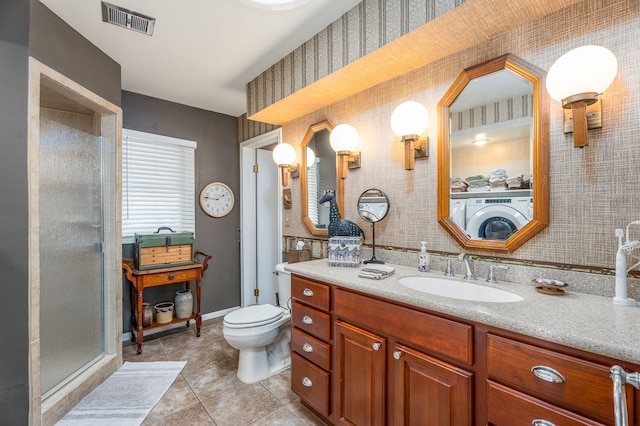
[154,302,174,324]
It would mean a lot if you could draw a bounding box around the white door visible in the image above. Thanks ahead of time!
[240,129,282,307]
[256,148,279,305]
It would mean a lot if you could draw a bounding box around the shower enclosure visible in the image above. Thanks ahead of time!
[29,59,122,423]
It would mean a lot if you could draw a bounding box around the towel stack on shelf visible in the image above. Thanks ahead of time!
[450,177,469,192]
[358,264,395,280]
[489,168,508,190]
[465,174,489,192]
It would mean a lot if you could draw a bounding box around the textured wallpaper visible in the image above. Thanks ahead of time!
[246,0,467,118]
[279,0,640,271]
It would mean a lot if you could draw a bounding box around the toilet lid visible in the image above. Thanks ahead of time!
[224,304,284,327]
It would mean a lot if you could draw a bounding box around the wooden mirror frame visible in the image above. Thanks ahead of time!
[300,119,344,237]
[437,54,549,253]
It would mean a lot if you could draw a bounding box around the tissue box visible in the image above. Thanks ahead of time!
[328,236,362,267]
[289,248,311,264]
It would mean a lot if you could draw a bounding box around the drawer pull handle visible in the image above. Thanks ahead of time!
[531,366,565,384]
[532,420,556,426]
[372,342,381,351]
[303,343,313,353]
[302,315,313,325]
[302,377,313,387]
[393,351,402,360]
[168,273,175,280]
[303,288,314,297]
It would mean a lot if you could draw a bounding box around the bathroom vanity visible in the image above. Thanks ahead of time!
[287,260,640,425]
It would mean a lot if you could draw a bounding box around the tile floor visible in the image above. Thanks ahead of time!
[123,317,325,425]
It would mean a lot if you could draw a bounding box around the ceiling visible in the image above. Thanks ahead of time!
[38,0,362,117]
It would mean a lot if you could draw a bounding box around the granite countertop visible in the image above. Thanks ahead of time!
[285,259,640,365]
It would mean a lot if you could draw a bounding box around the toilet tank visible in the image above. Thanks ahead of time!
[274,263,291,309]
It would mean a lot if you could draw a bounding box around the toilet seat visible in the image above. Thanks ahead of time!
[224,304,285,329]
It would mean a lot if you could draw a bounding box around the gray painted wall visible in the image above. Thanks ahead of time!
[121,91,241,331]
[0,0,121,422]
[0,0,31,422]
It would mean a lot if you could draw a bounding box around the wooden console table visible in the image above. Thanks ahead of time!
[122,250,211,354]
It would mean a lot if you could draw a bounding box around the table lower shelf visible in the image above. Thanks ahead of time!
[131,312,202,353]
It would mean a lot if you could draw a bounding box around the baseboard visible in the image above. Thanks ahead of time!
[122,306,240,342]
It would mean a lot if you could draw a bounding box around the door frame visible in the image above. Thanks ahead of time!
[239,128,283,307]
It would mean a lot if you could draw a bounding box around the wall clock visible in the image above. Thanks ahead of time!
[200,182,235,217]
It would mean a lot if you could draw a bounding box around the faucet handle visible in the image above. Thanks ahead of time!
[444,259,454,277]
[486,264,509,283]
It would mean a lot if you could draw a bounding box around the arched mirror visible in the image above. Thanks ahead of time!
[358,188,390,264]
[437,54,549,253]
[300,120,343,237]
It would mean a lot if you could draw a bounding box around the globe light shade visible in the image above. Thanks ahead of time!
[272,143,296,166]
[306,148,316,167]
[391,101,429,138]
[546,45,617,102]
[330,124,359,153]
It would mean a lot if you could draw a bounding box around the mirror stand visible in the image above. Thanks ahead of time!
[364,221,384,264]
[357,188,390,265]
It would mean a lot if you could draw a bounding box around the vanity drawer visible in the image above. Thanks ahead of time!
[487,381,604,425]
[291,275,330,311]
[487,334,626,424]
[292,300,331,342]
[334,288,473,365]
[291,352,330,417]
[292,327,331,371]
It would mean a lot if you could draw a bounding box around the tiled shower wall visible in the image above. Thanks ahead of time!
[279,0,640,272]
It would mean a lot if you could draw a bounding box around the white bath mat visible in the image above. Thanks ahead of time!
[56,361,186,425]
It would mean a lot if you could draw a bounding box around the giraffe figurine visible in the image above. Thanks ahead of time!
[318,190,365,238]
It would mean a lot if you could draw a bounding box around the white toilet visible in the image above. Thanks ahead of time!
[223,263,292,384]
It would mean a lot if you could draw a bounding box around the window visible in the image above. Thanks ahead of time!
[122,129,196,242]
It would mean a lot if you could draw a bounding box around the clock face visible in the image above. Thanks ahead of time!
[200,182,235,217]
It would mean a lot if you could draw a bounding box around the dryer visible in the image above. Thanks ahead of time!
[449,199,466,230]
[465,196,531,240]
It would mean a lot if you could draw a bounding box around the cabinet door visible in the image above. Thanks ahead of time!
[334,321,386,426]
[393,344,473,426]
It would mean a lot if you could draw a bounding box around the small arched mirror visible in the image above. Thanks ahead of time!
[437,54,549,253]
[300,120,343,237]
[358,188,390,264]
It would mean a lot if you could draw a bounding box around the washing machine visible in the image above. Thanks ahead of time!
[465,196,532,240]
[449,199,466,230]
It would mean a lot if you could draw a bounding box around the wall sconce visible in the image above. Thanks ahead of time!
[546,45,618,148]
[391,101,429,170]
[272,143,297,186]
[329,124,361,180]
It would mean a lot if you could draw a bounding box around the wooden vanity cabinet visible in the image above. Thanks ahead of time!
[333,287,474,425]
[290,275,333,423]
[486,333,635,425]
[290,274,639,426]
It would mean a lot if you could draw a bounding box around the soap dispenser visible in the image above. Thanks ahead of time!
[418,241,430,272]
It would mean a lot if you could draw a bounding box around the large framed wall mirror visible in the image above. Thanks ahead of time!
[437,54,549,253]
[300,119,344,237]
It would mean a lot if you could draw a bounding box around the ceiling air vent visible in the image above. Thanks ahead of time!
[101,1,155,36]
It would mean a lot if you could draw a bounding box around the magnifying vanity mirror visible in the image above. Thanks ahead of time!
[437,54,549,253]
[358,188,390,264]
[300,120,344,237]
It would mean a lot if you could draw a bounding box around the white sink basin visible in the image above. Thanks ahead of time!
[398,276,523,303]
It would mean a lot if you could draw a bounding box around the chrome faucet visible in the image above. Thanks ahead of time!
[459,253,476,280]
[486,264,509,283]
[444,259,455,277]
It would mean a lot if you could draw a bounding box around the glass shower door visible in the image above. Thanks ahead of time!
[39,109,105,395]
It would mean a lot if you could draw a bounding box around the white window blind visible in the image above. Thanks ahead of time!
[307,160,319,225]
[122,129,197,242]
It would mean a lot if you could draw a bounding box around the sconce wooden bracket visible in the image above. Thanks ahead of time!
[289,164,300,178]
[563,98,602,135]
[403,137,428,170]
[561,92,600,148]
[337,151,361,180]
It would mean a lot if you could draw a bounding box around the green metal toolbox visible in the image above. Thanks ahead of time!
[134,227,195,270]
